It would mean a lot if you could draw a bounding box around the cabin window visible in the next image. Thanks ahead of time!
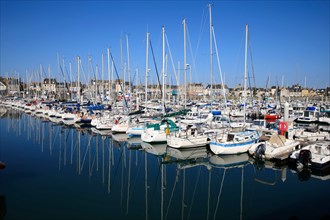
[227,134,234,142]
[303,111,309,117]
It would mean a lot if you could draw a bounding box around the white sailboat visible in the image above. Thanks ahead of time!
[209,25,260,155]
[141,118,178,143]
[167,123,210,149]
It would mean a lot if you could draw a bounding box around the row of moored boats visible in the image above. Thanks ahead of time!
[1,98,330,172]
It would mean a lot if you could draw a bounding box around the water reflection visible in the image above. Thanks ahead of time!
[1,106,329,220]
[250,158,288,185]
[0,195,6,220]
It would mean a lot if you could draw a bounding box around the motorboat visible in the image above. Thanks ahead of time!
[289,141,330,170]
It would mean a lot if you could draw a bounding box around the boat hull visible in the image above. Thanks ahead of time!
[141,129,167,143]
[209,130,259,155]
[167,134,209,149]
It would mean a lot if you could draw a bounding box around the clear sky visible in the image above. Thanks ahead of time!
[1,0,329,89]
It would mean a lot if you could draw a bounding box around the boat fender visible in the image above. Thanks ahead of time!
[165,128,170,135]
[115,119,119,124]
[255,143,266,159]
[298,149,312,168]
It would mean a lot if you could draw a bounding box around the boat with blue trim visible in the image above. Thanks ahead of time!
[209,130,260,155]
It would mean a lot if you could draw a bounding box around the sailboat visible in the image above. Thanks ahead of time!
[141,118,178,143]
[209,25,259,155]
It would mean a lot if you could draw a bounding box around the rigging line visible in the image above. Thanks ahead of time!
[51,125,60,150]
[59,66,69,91]
[165,169,180,219]
[194,5,208,62]
[248,71,253,102]
[211,26,227,107]
[234,27,246,86]
[79,59,89,86]
[90,142,98,176]
[89,57,97,80]
[149,38,167,113]
[59,65,65,78]
[130,152,143,192]
[110,52,129,109]
[164,33,179,85]
[110,146,124,192]
[80,135,92,173]
[36,68,43,80]
[149,157,163,210]
[131,71,136,87]
[41,65,48,79]
[213,168,227,220]
[186,25,198,80]
[248,45,257,95]
[187,166,202,220]
[72,138,78,164]
[65,65,72,83]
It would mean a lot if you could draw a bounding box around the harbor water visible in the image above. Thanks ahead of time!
[0,108,329,220]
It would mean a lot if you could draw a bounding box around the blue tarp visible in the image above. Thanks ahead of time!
[306,106,316,111]
[85,105,105,111]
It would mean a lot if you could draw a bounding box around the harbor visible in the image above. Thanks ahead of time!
[0,101,329,220]
[1,1,329,220]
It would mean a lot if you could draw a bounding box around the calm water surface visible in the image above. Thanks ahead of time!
[0,108,329,220]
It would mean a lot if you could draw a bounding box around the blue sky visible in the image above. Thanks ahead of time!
[1,0,329,88]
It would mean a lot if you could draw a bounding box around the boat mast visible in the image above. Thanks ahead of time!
[107,48,111,101]
[126,34,131,106]
[209,4,213,104]
[102,53,104,100]
[183,18,187,109]
[77,56,81,102]
[145,32,149,107]
[95,64,98,102]
[120,36,125,98]
[162,26,166,115]
[69,63,72,100]
[244,24,248,125]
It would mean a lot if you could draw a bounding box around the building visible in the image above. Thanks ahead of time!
[288,84,302,97]
[205,83,229,99]
[42,78,57,94]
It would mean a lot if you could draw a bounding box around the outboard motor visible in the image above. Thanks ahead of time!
[255,143,266,159]
[298,149,312,168]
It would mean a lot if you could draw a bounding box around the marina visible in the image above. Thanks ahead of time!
[0,104,329,220]
[1,1,329,220]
